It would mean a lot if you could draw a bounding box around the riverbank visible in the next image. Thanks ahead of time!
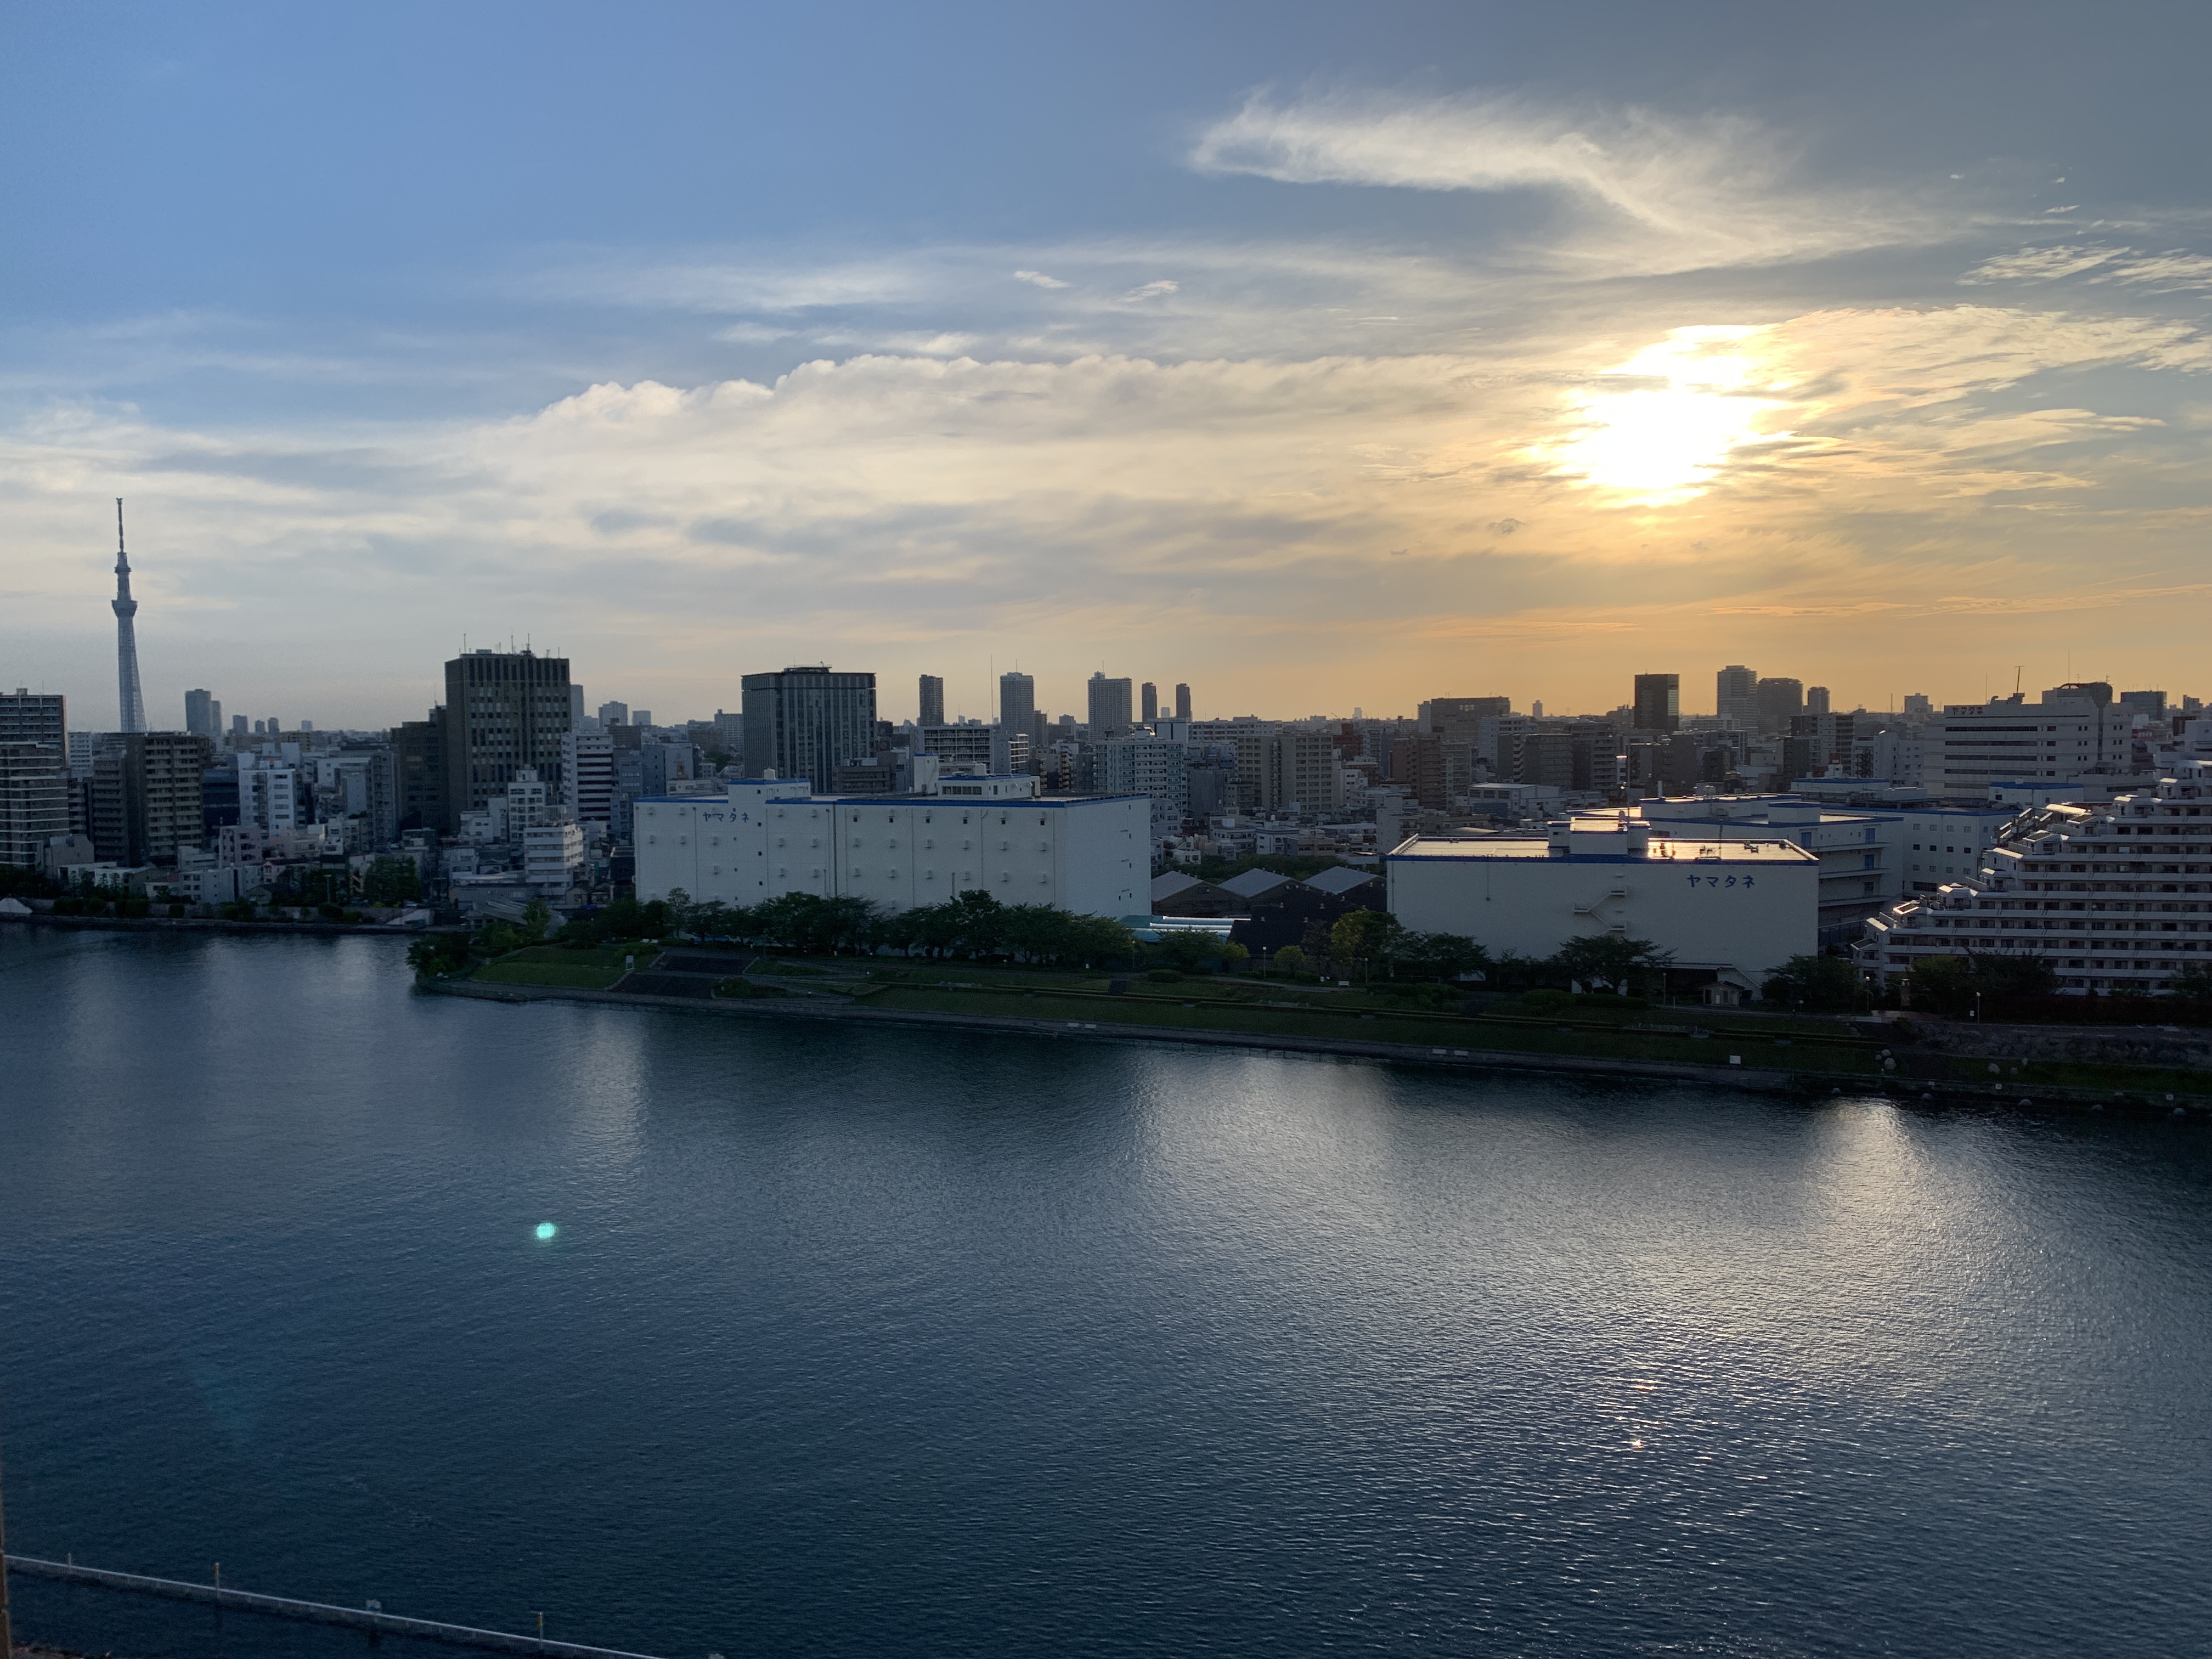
[1,912,439,938]
[417,972,2210,1114]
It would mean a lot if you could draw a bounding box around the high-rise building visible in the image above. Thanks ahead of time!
[918,675,945,727]
[1632,674,1680,733]
[561,730,616,827]
[1086,673,1133,740]
[439,649,573,833]
[110,500,146,735]
[0,739,69,867]
[1902,693,1933,720]
[1754,678,1804,733]
[392,710,448,834]
[998,672,1036,766]
[90,732,212,866]
[1174,683,1192,721]
[1807,685,1832,716]
[597,701,629,727]
[1420,696,1511,734]
[1141,682,1159,724]
[184,689,223,738]
[1716,665,1758,729]
[741,667,878,791]
[230,713,249,737]
[1,690,66,750]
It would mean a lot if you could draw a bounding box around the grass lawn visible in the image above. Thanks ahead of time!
[473,944,636,990]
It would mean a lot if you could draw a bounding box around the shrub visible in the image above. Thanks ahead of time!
[1146,968,1182,983]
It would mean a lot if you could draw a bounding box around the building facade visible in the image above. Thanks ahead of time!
[634,776,1147,917]
[90,732,213,866]
[1927,689,2135,799]
[742,667,877,791]
[0,740,70,867]
[1387,815,1820,990]
[1857,763,2212,995]
[439,650,573,831]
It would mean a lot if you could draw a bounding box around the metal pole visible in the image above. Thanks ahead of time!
[0,1410,14,1659]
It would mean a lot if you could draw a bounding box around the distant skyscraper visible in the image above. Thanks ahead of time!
[1716,664,1758,729]
[1632,674,1680,733]
[1174,683,1192,721]
[598,701,629,727]
[1087,673,1133,740]
[1141,682,1158,724]
[918,674,945,727]
[184,689,221,738]
[999,671,1035,742]
[569,685,586,725]
[741,667,878,789]
[1754,678,1804,733]
[231,713,249,736]
[1807,685,1832,716]
[1903,693,1933,720]
[111,500,146,735]
[438,648,573,833]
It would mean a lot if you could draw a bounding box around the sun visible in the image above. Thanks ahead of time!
[1544,326,1786,503]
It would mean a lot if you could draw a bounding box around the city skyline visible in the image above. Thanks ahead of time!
[6,3,2212,724]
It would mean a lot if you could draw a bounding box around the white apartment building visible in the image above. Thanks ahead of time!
[1928,691,2135,798]
[504,766,558,837]
[238,758,302,834]
[1386,814,1821,993]
[1858,761,2212,995]
[523,821,585,892]
[635,775,1147,917]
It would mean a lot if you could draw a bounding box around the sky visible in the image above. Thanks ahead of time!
[4,0,2211,730]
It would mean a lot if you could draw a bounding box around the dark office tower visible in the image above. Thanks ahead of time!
[230,713,249,736]
[741,667,878,791]
[1174,683,1192,721]
[1632,674,1680,733]
[1753,677,1803,733]
[438,649,573,832]
[1141,682,1159,724]
[392,709,449,834]
[89,732,213,866]
[999,671,1036,742]
[1806,685,1831,716]
[1421,696,1511,735]
[1086,672,1133,740]
[184,689,218,738]
[918,674,945,728]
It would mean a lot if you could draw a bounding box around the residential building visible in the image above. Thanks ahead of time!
[634,775,1147,917]
[1141,682,1159,724]
[1,690,66,749]
[918,674,945,728]
[1716,665,1759,730]
[1387,815,1821,996]
[1903,693,1933,720]
[597,700,629,727]
[439,649,573,831]
[1092,737,1189,822]
[998,672,1037,764]
[1857,761,2212,995]
[184,689,223,738]
[741,667,877,791]
[1087,673,1134,740]
[918,722,1008,775]
[523,821,585,892]
[1807,685,1832,716]
[1174,683,1192,721]
[237,754,305,837]
[1755,678,1804,733]
[0,741,70,867]
[561,730,616,827]
[91,732,214,866]
[1632,674,1680,732]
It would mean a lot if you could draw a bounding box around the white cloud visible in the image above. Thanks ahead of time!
[1012,269,1069,289]
[1123,280,1179,301]
[1188,90,1956,274]
[1960,244,2212,292]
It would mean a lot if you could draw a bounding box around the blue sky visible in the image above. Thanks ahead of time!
[5,0,2211,727]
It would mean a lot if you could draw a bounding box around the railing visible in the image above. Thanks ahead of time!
[3,1555,665,1659]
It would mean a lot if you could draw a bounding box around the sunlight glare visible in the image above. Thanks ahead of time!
[1547,326,1786,503]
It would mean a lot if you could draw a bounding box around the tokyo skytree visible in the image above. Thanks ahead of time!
[112,498,146,734]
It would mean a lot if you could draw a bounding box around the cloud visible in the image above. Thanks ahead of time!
[1960,244,2212,292]
[1124,280,1179,301]
[1188,90,1956,273]
[1012,269,1069,289]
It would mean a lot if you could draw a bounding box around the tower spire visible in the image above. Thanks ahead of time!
[112,497,146,733]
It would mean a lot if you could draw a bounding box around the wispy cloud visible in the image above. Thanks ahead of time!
[1960,244,2212,292]
[1189,90,1958,274]
[1012,269,1068,289]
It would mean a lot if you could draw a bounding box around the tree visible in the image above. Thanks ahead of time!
[360,856,421,906]
[407,932,472,977]
[520,897,552,943]
[2174,962,2212,999]
[1762,953,1865,1012]
[1153,928,1227,972]
[1328,910,1403,982]
[1271,945,1308,975]
[1390,931,1489,983]
[1549,934,1672,995]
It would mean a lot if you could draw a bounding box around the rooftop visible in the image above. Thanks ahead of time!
[1388,834,1818,865]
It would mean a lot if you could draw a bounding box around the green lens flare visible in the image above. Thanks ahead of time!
[535,1222,558,1241]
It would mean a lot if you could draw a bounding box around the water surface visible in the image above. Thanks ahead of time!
[2,928,2208,1657]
